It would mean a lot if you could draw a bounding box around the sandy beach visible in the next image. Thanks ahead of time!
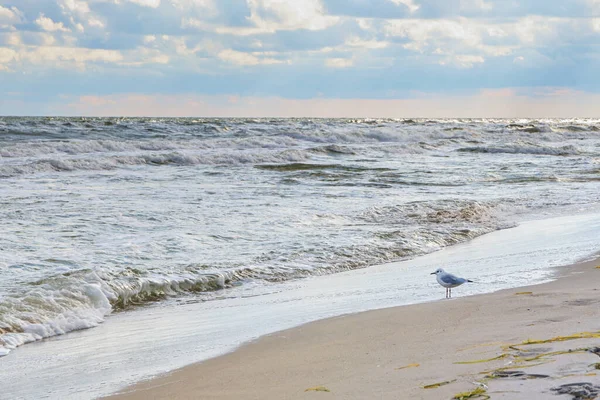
[107,257,600,400]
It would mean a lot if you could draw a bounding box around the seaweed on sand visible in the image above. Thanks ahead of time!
[422,379,456,389]
[454,353,509,364]
[452,387,490,399]
[395,363,420,370]
[520,332,600,345]
[305,386,330,392]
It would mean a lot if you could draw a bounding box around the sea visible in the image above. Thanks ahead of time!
[1,117,600,399]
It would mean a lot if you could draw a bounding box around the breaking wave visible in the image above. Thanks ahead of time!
[0,199,509,356]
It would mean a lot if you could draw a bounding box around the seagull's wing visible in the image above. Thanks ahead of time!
[439,273,465,285]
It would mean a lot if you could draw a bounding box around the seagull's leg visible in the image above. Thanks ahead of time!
[449,288,452,299]
[445,288,449,299]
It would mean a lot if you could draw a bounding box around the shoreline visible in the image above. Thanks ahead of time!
[107,256,600,400]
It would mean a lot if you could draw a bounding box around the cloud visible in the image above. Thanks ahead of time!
[123,0,162,8]
[0,5,23,28]
[170,0,216,14]
[325,57,353,68]
[182,17,264,36]
[441,54,485,68]
[0,47,18,70]
[20,46,123,68]
[247,0,339,32]
[217,49,286,65]
[1,43,174,71]
[1,0,600,116]
[182,0,339,35]
[389,0,420,13]
[57,0,106,31]
[35,14,71,32]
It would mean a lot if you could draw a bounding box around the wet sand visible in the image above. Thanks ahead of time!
[107,257,600,400]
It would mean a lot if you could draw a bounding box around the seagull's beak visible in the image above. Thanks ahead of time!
[430,272,436,275]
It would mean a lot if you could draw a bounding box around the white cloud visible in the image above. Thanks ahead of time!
[59,0,91,15]
[357,18,373,31]
[385,18,483,50]
[1,32,21,46]
[145,35,206,56]
[217,49,286,65]
[445,54,484,68]
[381,16,588,67]
[346,37,388,49]
[109,0,161,8]
[58,0,105,31]
[325,57,353,68]
[21,46,123,67]
[123,47,170,65]
[182,17,266,36]
[123,0,162,8]
[183,0,339,35]
[389,0,420,13]
[0,5,23,28]
[513,16,556,45]
[169,0,216,15]
[35,14,71,32]
[6,43,178,71]
[0,47,18,71]
[247,0,339,32]
[87,16,105,28]
[460,0,493,12]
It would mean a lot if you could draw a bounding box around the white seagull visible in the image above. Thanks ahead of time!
[431,268,472,299]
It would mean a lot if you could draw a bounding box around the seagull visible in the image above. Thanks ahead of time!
[431,268,473,299]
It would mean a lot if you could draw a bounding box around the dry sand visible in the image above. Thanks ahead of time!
[107,258,600,400]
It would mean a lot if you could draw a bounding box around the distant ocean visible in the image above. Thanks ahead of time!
[2,117,600,359]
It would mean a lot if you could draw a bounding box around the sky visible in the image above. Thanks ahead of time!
[1,0,600,117]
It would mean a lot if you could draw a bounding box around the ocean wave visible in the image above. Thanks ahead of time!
[3,118,600,164]
[0,199,511,356]
[0,139,181,158]
[309,144,357,155]
[4,116,600,358]
[0,268,231,356]
[358,200,507,226]
[457,144,580,156]
[0,150,314,177]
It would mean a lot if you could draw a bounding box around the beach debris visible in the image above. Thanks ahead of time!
[395,363,420,370]
[450,333,600,398]
[304,386,330,393]
[422,379,456,389]
[482,361,551,376]
[551,382,600,399]
[515,291,533,295]
[452,387,490,399]
[595,265,600,269]
[589,347,600,357]
[485,370,549,380]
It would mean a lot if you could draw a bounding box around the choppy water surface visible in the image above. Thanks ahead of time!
[1,117,600,356]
